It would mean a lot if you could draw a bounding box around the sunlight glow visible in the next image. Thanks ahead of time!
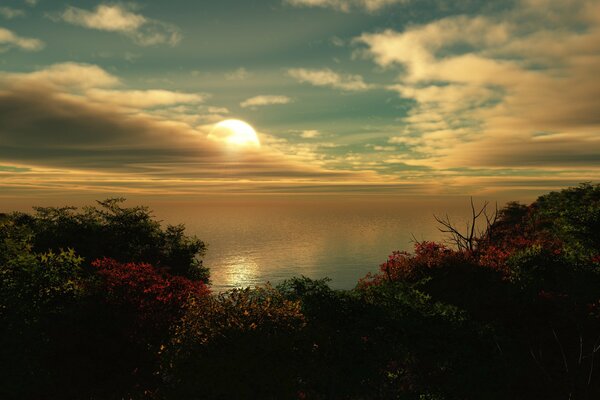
[209,119,260,148]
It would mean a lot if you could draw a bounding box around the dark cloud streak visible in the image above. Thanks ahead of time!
[0,83,365,183]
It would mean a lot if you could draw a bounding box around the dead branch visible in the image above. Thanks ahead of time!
[433,197,497,252]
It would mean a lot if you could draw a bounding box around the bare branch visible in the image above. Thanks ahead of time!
[434,198,497,252]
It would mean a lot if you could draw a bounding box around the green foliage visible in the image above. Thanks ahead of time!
[0,248,84,319]
[534,182,600,257]
[0,246,88,399]
[275,277,507,399]
[507,245,566,290]
[7,198,209,281]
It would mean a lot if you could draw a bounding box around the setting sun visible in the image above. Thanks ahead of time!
[209,119,260,148]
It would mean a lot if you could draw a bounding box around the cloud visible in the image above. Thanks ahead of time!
[0,63,372,196]
[354,0,600,170]
[240,95,292,108]
[285,0,406,12]
[440,132,600,168]
[287,68,372,91]
[356,16,509,76]
[0,27,44,52]
[4,63,207,112]
[0,7,25,19]
[366,144,396,151]
[5,62,119,89]
[61,4,145,32]
[300,130,320,138]
[208,106,229,114]
[24,0,37,7]
[86,89,206,109]
[55,4,181,46]
[225,67,250,80]
[330,36,345,47]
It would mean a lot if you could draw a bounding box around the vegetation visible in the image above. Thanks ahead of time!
[0,184,599,399]
[6,198,209,281]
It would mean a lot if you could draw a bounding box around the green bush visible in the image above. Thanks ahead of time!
[6,198,208,281]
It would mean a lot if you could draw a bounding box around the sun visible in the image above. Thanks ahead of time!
[209,119,260,148]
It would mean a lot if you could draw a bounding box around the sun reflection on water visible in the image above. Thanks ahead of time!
[219,255,260,290]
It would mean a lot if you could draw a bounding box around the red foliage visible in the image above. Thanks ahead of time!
[92,258,209,329]
[477,245,512,277]
[359,219,567,287]
[359,241,471,287]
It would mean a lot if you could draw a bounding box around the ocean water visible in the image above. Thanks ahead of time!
[150,197,484,291]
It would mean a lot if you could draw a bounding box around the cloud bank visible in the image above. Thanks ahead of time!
[355,0,600,171]
[0,63,375,196]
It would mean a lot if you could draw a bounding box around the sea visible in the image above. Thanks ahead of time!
[149,196,503,291]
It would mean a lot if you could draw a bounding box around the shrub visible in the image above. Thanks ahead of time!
[161,285,305,399]
[92,258,210,336]
[0,249,88,399]
[8,198,209,281]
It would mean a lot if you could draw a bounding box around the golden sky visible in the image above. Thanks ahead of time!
[1,0,599,201]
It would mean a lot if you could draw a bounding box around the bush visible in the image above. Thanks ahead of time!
[0,231,209,398]
[92,258,210,339]
[0,248,88,399]
[7,198,209,281]
[161,285,305,399]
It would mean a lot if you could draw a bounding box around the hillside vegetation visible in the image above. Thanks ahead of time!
[1,184,599,399]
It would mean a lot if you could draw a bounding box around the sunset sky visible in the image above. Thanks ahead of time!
[1,0,599,200]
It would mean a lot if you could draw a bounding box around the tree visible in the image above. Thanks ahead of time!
[7,198,209,282]
[434,198,497,253]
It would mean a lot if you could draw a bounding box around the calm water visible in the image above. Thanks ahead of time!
[150,197,486,291]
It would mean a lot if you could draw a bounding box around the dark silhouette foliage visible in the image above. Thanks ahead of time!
[0,184,599,399]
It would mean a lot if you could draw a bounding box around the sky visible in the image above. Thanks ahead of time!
[0,0,599,201]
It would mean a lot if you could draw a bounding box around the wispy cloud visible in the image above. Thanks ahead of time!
[300,130,320,138]
[208,106,229,114]
[54,4,181,46]
[285,0,406,12]
[0,27,44,52]
[287,68,372,91]
[225,67,250,80]
[240,95,292,108]
[0,7,25,19]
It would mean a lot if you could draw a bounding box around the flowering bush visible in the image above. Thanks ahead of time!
[359,241,472,288]
[92,258,209,331]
